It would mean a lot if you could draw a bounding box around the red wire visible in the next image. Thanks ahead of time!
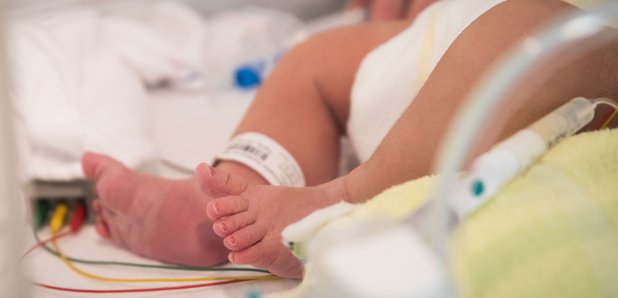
[21,201,85,262]
[33,280,246,294]
[26,211,256,294]
[595,107,617,130]
[70,202,86,233]
[19,230,72,263]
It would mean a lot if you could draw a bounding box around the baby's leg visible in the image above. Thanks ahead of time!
[83,22,407,265]
[201,0,618,278]
[188,22,410,277]
[217,21,411,186]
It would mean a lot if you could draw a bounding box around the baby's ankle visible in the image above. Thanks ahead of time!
[340,166,375,203]
[215,161,269,185]
[317,177,352,206]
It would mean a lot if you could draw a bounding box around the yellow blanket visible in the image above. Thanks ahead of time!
[290,128,618,297]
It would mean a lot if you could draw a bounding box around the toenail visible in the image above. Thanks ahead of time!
[228,236,236,245]
[207,164,215,175]
[212,203,220,214]
[219,222,227,232]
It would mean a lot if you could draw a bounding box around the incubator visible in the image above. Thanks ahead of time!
[1,0,618,297]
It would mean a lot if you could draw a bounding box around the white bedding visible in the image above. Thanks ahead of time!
[11,0,361,181]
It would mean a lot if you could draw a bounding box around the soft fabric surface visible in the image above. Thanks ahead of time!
[453,128,618,297]
[10,3,363,181]
[9,2,205,180]
[289,128,618,297]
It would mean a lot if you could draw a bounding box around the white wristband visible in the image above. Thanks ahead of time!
[216,132,306,187]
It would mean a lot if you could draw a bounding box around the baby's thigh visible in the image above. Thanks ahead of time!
[414,0,590,153]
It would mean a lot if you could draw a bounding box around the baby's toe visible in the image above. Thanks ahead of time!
[195,163,248,197]
[213,212,255,237]
[228,242,271,266]
[206,195,249,220]
[228,241,285,269]
[231,241,303,279]
[102,211,128,248]
[224,224,266,251]
[95,218,111,238]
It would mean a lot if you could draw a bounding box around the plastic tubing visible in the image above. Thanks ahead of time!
[455,97,597,217]
[420,0,618,287]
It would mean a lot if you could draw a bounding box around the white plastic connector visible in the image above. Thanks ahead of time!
[452,97,595,218]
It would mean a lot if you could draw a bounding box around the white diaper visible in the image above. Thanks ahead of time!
[347,0,506,163]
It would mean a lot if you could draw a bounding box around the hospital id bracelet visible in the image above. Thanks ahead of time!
[216,132,306,187]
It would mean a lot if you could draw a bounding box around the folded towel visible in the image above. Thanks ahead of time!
[453,128,618,297]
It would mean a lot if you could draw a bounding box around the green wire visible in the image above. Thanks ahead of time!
[32,229,270,273]
[34,200,50,230]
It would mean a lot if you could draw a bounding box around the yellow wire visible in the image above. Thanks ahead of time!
[50,238,278,283]
[601,109,618,129]
[48,203,278,283]
[50,203,68,234]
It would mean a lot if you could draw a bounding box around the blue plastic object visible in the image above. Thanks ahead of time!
[235,65,263,89]
[471,179,485,197]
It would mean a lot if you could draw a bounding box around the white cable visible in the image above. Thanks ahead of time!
[592,97,618,109]
[451,97,596,218]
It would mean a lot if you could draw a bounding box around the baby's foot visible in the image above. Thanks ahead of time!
[82,152,228,266]
[195,163,346,278]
